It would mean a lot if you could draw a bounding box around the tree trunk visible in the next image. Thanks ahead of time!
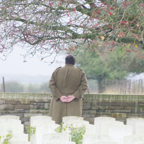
[97,78,105,93]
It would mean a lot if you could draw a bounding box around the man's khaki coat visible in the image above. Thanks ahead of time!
[49,64,88,124]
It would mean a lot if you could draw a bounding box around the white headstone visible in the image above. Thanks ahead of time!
[64,120,89,125]
[126,118,144,134]
[85,124,97,135]
[83,134,111,144]
[10,133,29,141]
[0,115,19,120]
[31,119,55,127]
[63,116,83,123]
[42,133,70,144]
[46,141,76,144]
[1,133,28,143]
[94,117,115,134]
[101,121,123,135]
[30,116,53,126]
[0,123,24,134]
[135,122,144,135]
[0,119,21,124]
[31,123,59,144]
[91,142,119,144]
[10,142,31,144]
[124,134,144,144]
[0,138,2,144]
[109,125,132,144]
[30,115,52,120]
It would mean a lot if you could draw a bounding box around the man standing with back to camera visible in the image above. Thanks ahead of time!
[49,55,88,124]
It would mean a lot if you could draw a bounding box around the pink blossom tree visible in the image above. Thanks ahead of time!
[0,0,144,60]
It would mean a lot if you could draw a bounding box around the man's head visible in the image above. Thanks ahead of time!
[65,55,75,65]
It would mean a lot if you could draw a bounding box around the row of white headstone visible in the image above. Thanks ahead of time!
[30,116,144,144]
[1,115,144,144]
[0,115,31,144]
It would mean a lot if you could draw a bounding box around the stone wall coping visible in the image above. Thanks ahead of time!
[0,93,51,100]
[84,94,144,101]
[0,93,144,101]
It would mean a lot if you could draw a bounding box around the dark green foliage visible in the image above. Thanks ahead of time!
[74,44,144,93]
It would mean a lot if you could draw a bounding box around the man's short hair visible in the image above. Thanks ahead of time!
[65,55,75,65]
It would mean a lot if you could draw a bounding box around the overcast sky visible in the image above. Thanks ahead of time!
[0,47,66,84]
[0,45,143,85]
[0,47,66,75]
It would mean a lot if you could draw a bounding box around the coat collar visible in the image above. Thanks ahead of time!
[65,64,74,67]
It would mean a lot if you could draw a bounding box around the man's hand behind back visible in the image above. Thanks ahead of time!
[60,95,75,102]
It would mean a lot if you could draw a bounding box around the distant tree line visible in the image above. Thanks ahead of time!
[0,80,97,94]
[0,81,50,93]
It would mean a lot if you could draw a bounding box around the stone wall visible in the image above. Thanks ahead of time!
[0,93,144,129]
